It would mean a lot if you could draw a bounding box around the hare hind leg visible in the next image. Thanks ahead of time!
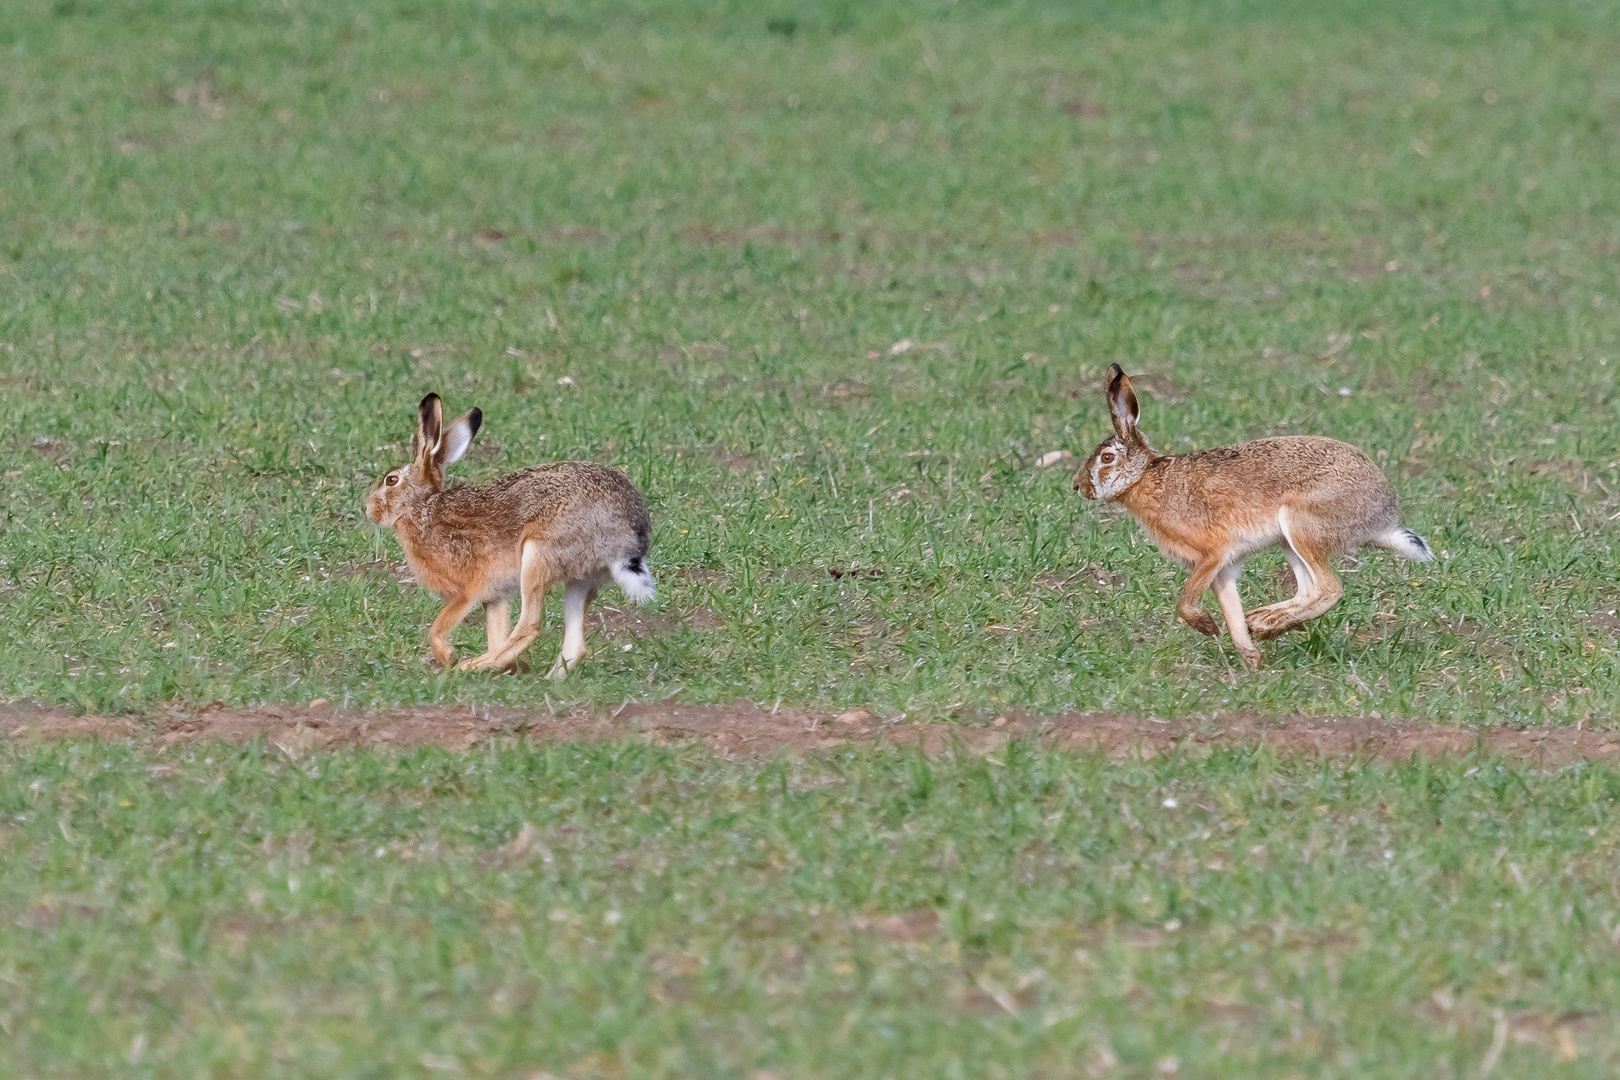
[1242,542,1313,639]
[462,543,552,671]
[451,599,513,671]
[548,576,602,680]
[469,599,533,673]
[1246,530,1342,639]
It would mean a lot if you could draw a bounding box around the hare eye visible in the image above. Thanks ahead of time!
[1100,452,1115,464]
[386,474,399,486]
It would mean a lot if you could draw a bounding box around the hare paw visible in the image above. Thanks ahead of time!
[1245,607,1299,640]
[547,652,571,680]
[1237,645,1265,670]
[1180,609,1220,637]
[459,652,500,672]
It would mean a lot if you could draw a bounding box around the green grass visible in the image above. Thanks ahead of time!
[5,5,1620,1075]
[1,0,1616,721]
[3,737,1620,1078]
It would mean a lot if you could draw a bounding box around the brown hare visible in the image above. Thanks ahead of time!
[1074,365,1431,669]
[365,394,653,678]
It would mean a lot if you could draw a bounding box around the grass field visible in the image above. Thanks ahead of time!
[3,0,1620,1075]
[3,0,1617,721]
[6,739,1620,1078]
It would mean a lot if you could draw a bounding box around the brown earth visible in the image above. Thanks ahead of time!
[1,701,1616,764]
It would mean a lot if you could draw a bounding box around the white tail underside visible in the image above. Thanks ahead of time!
[611,559,657,604]
[1375,526,1435,562]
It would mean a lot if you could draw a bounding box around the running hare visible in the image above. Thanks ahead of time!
[365,394,653,678]
[1074,365,1431,669]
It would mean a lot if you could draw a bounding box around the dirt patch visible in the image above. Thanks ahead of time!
[26,436,75,464]
[3,703,1618,764]
[665,565,728,587]
[1033,571,1077,591]
[826,565,885,581]
[543,225,613,246]
[681,608,724,632]
[12,894,105,931]
[1589,607,1620,639]
[1526,458,1586,484]
[596,604,722,636]
[854,909,940,943]
[682,224,816,247]
[1036,565,1116,592]
[819,380,873,404]
[1450,619,1517,661]
[465,438,502,463]
[1408,368,1462,414]
[713,446,758,474]
[333,559,416,592]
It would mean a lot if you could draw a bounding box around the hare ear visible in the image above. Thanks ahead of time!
[1106,364,1141,443]
[435,408,482,468]
[415,394,443,464]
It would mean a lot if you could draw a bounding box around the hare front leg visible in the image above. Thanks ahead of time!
[1212,564,1263,669]
[428,594,477,668]
[547,578,598,680]
[1175,558,1223,637]
[486,599,510,653]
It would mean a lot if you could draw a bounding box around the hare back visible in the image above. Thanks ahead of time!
[403,462,650,601]
[1127,436,1399,556]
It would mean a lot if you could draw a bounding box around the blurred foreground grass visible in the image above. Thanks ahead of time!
[4,737,1620,1078]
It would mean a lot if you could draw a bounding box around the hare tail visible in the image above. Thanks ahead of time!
[611,556,656,604]
[1373,526,1434,562]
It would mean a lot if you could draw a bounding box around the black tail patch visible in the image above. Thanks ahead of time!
[1400,527,1433,556]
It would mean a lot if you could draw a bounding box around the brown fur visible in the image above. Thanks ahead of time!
[365,394,652,676]
[1073,366,1429,669]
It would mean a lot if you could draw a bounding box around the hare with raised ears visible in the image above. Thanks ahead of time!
[365,394,654,678]
[1073,365,1431,669]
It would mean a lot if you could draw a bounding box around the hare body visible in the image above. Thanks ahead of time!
[1074,367,1430,668]
[366,395,652,677]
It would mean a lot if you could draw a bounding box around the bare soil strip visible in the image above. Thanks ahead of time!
[2,701,1616,764]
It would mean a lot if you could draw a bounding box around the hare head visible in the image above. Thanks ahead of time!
[365,393,482,527]
[1074,364,1160,500]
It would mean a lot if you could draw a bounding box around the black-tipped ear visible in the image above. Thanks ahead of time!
[435,407,482,468]
[1106,365,1141,441]
[415,394,443,462]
